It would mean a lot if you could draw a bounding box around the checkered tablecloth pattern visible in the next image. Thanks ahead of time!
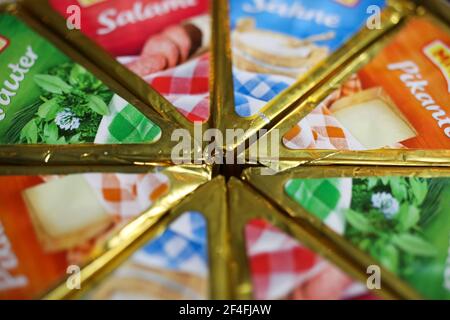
[133,211,208,277]
[95,94,162,144]
[106,104,162,143]
[283,75,364,150]
[246,219,367,300]
[284,178,353,234]
[60,173,170,264]
[233,69,295,117]
[145,53,210,123]
[245,219,322,299]
[284,178,342,221]
[82,173,170,219]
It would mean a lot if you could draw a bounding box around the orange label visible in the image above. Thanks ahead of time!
[423,40,450,93]
[358,17,450,149]
[0,177,66,299]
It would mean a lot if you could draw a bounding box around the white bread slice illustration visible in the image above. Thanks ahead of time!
[329,87,417,149]
[232,18,331,78]
[23,175,113,252]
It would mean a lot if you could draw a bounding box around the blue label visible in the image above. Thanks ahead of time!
[230,0,386,51]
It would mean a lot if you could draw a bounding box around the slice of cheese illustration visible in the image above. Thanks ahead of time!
[232,18,331,78]
[329,87,417,149]
[23,174,113,252]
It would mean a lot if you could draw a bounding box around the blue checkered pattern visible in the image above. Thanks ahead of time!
[233,69,295,117]
[136,211,208,276]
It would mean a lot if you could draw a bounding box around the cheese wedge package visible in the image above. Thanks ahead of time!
[213,0,409,152]
[243,219,375,300]
[84,211,210,300]
[45,176,227,300]
[1,0,450,303]
[47,176,397,300]
[0,165,210,299]
[264,3,450,166]
[24,0,212,129]
[0,3,183,165]
[229,0,385,116]
[227,177,400,300]
[243,166,450,299]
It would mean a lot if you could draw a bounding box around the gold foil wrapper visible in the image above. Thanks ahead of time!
[227,177,417,300]
[44,175,227,300]
[257,2,450,168]
[242,165,450,299]
[0,3,185,165]
[0,163,211,299]
[23,0,214,135]
[214,0,412,153]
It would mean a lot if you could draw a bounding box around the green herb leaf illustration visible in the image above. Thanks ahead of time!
[367,178,378,190]
[392,234,437,257]
[345,209,373,233]
[397,203,420,231]
[37,98,60,121]
[390,178,407,202]
[69,133,81,144]
[69,64,87,85]
[20,119,38,144]
[43,122,59,144]
[379,244,399,273]
[410,178,428,205]
[87,95,110,116]
[380,177,390,186]
[34,74,72,94]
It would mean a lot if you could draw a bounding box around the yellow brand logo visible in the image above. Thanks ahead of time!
[424,40,450,93]
[332,0,360,7]
[77,0,107,7]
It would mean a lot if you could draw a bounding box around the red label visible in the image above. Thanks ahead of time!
[49,0,208,56]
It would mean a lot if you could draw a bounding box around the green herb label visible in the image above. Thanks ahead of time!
[0,14,161,145]
[285,176,450,299]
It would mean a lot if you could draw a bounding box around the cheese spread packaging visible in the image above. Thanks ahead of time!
[243,166,450,299]
[264,7,450,166]
[229,0,386,116]
[214,0,409,152]
[24,0,212,130]
[227,177,401,300]
[0,164,210,299]
[84,212,210,300]
[45,176,227,300]
[47,176,395,300]
[0,4,182,165]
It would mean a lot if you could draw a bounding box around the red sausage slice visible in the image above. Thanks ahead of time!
[142,35,180,68]
[126,54,167,77]
[162,25,192,63]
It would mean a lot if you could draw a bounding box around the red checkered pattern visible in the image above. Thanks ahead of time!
[145,53,210,123]
[246,219,369,300]
[246,219,319,299]
[283,75,364,150]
